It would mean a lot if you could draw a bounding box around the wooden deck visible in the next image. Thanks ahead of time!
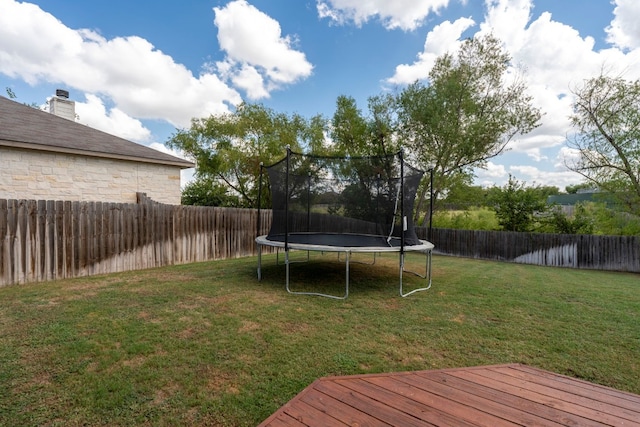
[259,363,640,426]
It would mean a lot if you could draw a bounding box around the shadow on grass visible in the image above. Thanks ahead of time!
[254,251,429,298]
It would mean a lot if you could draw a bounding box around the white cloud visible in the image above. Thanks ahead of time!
[478,161,507,178]
[387,17,475,84]
[508,165,581,189]
[213,0,313,98]
[75,93,151,143]
[479,0,532,52]
[148,142,190,161]
[388,0,640,184]
[0,0,242,128]
[476,160,583,189]
[231,64,269,100]
[606,0,640,50]
[481,0,640,163]
[317,0,451,31]
[555,146,581,171]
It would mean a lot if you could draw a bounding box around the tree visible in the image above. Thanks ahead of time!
[329,95,406,223]
[441,182,488,209]
[487,175,548,232]
[330,94,400,157]
[568,74,640,213]
[540,204,594,235]
[5,87,41,108]
[396,34,542,224]
[167,103,327,208]
[180,177,240,206]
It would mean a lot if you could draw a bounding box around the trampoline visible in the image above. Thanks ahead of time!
[256,147,434,299]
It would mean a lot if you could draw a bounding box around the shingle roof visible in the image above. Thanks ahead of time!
[0,96,194,168]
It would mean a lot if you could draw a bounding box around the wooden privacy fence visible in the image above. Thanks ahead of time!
[0,194,273,287]
[419,227,640,273]
[2,195,639,287]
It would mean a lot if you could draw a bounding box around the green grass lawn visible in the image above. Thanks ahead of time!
[1,252,639,426]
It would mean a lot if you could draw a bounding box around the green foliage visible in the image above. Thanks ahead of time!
[538,204,595,235]
[433,201,639,235]
[487,175,549,232]
[167,102,327,208]
[180,177,240,207]
[580,202,640,235]
[432,206,499,230]
[569,74,640,213]
[5,86,17,99]
[330,94,401,157]
[441,182,488,209]
[424,181,640,235]
[5,87,41,108]
[396,34,541,224]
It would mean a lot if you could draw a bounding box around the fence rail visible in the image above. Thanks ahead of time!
[1,196,638,287]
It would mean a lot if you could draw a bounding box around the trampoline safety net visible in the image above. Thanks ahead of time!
[263,149,424,248]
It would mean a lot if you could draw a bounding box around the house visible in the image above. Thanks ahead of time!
[0,93,194,204]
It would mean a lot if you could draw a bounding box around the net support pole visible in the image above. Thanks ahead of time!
[256,162,264,281]
[399,149,406,295]
[257,162,264,236]
[284,145,291,254]
[306,171,311,232]
[428,166,434,242]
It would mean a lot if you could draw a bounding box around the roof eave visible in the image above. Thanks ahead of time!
[0,139,195,169]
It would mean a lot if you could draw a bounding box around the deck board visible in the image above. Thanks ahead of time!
[259,364,640,426]
[454,369,638,425]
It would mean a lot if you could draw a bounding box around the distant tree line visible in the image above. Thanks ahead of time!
[434,177,640,236]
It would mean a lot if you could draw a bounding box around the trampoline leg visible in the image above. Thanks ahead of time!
[285,250,290,292]
[345,251,350,299]
[399,249,432,297]
[257,243,262,281]
[278,248,310,265]
[285,249,349,300]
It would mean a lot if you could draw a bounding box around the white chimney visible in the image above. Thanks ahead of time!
[49,89,76,121]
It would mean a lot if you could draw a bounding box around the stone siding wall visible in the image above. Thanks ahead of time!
[0,146,183,204]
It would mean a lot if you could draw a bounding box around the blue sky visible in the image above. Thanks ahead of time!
[2,0,639,190]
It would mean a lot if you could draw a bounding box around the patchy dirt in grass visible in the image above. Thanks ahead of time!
[238,320,260,333]
[451,313,466,324]
[202,366,242,395]
[66,278,119,292]
[137,310,163,324]
[122,354,147,368]
[381,298,400,310]
[12,370,52,395]
[177,327,197,340]
[152,382,181,407]
[281,322,312,334]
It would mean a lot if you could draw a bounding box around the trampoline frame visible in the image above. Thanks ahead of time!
[256,234,434,299]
